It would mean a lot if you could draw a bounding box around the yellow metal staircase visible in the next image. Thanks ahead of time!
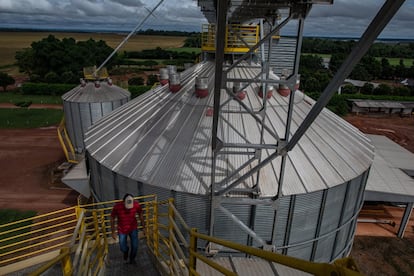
[0,195,363,276]
[57,118,80,164]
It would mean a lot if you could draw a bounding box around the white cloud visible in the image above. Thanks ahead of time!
[0,0,412,38]
[305,0,414,38]
[0,0,55,14]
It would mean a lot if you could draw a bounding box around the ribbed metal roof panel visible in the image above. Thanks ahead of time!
[366,134,414,197]
[85,61,374,197]
[62,81,130,103]
[352,100,405,109]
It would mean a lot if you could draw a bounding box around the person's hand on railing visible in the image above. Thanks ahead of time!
[111,232,117,240]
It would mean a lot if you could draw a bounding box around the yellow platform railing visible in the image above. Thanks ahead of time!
[1,195,362,275]
[0,195,155,275]
[83,66,109,80]
[146,199,363,276]
[201,24,259,54]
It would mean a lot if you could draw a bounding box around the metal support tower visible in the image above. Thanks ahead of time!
[208,0,405,250]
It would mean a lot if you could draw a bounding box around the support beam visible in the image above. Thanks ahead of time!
[218,205,267,247]
[211,0,228,151]
[398,202,413,238]
[277,17,305,199]
[284,0,405,153]
[211,0,405,201]
[209,0,228,237]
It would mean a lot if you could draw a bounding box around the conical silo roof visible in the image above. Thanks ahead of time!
[84,61,374,197]
[62,80,130,153]
[62,80,130,103]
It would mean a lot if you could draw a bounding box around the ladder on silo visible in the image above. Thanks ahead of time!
[57,118,79,164]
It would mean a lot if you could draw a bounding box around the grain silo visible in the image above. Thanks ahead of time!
[81,0,401,264]
[84,60,374,262]
[62,78,130,153]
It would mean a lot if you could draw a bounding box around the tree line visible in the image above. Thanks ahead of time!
[12,35,199,85]
[5,35,414,117]
[136,29,199,37]
[15,35,116,83]
[124,47,198,60]
[302,37,414,58]
[299,38,414,116]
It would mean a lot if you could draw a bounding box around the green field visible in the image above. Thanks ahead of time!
[0,108,63,128]
[0,31,187,67]
[304,53,413,67]
[0,93,62,105]
[0,209,37,255]
[0,209,36,225]
[375,57,413,66]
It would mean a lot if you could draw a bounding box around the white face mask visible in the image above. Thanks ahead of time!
[124,196,134,209]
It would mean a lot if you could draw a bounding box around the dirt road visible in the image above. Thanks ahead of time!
[0,127,78,213]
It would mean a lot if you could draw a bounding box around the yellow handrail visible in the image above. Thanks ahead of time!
[0,195,156,275]
[145,199,363,276]
[28,247,72,276]
[2,194,362,275]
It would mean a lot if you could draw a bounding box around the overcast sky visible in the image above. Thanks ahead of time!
[0,0,413,39]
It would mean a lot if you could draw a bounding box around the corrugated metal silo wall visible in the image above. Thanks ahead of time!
[64,98,129,153]
[213,204,251,246]
[88,153,369,262]
[258,37,297,76]
[269,171,368,262]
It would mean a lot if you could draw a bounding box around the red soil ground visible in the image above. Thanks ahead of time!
[0,127,78,214]
[344,114,414,154]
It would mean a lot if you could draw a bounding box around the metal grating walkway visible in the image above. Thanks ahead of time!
[105,240,160,276]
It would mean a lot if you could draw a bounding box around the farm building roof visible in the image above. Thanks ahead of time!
[343,79,380,88]
[349,100,406,109]
[365,134,414,202]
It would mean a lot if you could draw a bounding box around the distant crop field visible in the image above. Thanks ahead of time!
[0,31,187,67]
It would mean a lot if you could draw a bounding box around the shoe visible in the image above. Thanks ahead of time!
[123,251,128,261]
[129,259,136,265]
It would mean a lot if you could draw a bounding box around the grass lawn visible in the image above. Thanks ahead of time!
[376,57,413,67]
[0,209,36,225]
[0,92,62,105]
[0,209,37,254]
[0,108,63,128]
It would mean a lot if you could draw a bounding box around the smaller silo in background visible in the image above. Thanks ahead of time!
[62,77,130,153]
